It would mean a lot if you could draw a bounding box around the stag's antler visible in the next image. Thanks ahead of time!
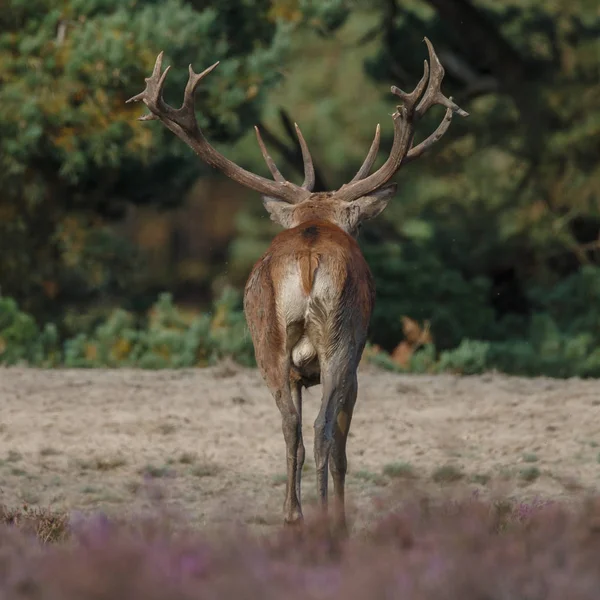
[339,37,468,198]
[254,124,315,191]
[128,39,466,204]
[127,52,312,204]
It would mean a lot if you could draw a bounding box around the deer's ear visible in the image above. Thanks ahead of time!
[262,197,296,228]
[345,183,397,228]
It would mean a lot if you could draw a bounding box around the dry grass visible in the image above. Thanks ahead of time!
[0,504,69,543]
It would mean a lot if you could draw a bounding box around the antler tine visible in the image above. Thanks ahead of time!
[126,51,171,117]
[334,106,413,202]
[402,105,453,164]
[254,126,286,182]
[350,124,381,182]
[178,62,221,129]
[331,38,468,203]
[294,123,315,191]
[254,123,316,190]
[126,53,219,133]
[127,52,312,204]
[391,60,429,113]
[415,37,469,118]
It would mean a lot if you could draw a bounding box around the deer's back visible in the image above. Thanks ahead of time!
[244,220,375,381]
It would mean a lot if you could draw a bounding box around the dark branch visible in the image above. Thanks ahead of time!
[423,0,531,89]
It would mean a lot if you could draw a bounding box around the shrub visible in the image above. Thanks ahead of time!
[5,265,600,378]
[0,504,69,543]
[0,297,61,367]
[3,494,600,599]
[0,288,255,368]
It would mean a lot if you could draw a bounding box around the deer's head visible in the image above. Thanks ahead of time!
[127,39,468,238]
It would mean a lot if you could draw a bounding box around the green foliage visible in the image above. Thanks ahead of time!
[0,0,292,322]
[0,297,61,366]
[64,288,255,369]
[437,340,491,376]
[362,237,496,351]
[433,267,600,377]
[360,266,600,378]
[225,0,600,378]
[3,1,600,381]
[4,268,600,378]
[360,0,600,343]
[362,343,404,373]
[0,289,255,368]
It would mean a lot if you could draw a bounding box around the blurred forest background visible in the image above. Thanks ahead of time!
[1,0,599,376]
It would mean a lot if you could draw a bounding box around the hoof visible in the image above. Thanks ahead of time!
[283,513,304,528]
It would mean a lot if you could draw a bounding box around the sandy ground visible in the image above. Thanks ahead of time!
[1,363,600,533]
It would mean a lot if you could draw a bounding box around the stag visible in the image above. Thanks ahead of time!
[127,38,468,533]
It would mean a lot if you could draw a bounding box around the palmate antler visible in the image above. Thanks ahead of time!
[127,38,467,203]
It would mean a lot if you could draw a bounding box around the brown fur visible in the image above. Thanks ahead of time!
[130,40,467,535]
[244,219,375,532]
[298,252,320,295]
[245,220,375,388]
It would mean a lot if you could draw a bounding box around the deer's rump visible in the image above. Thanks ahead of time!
[278,248,353,375]
[244,220,376,382]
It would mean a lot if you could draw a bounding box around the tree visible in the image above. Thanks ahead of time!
[360,0,600,349]
[0,0,291,326]
[226,0,600,353]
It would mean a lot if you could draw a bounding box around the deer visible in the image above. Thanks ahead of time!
[127,37,468,534]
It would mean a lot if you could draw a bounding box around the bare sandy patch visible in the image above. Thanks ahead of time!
[1,363,599,533]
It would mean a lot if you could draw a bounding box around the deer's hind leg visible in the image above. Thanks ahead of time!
[290,376,305,509]
[329,370,357,536]
[244,272,304,525]
[313,349,358,534]
[259,356,303,526]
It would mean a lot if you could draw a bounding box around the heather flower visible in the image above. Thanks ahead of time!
[2,493,600,599]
